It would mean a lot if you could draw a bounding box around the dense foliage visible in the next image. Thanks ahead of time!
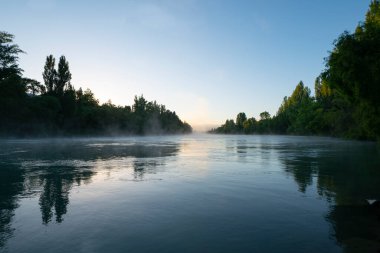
[0,33,191,137]
[211,1,380,141]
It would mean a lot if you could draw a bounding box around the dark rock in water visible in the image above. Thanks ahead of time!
[367,200,380,207]
[367,200,380,221]
[372,201,380,209]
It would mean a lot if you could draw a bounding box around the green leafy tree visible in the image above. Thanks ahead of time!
[259,111,271,121]
[211,1,380,140]
[322,0,380,139]
[287,81,311,106]
[236,112,247,131]
[243,117,256,134]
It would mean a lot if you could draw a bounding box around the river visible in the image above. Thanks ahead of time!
[0,134,379,253]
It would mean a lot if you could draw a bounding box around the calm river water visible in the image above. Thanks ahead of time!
[0,134,380,253]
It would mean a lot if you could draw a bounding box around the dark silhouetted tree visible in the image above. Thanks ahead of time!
[24,78,45,95]
[0,31,23,80]
[42,55,56,94]
[56,56,72,97]
[0,31,191,136]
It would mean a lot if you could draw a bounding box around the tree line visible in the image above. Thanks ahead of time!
[0,33,192,137]
[210,0,380,141]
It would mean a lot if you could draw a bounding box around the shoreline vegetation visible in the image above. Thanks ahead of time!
[1,1,379,140]
[0,35,192,137]
[209,1,380,141]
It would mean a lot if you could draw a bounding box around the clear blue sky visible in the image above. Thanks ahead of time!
[1,0,371,130]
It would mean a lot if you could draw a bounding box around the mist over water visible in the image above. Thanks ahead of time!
[0,134,380,253]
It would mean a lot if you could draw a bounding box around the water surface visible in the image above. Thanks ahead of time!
[1,134,380,253]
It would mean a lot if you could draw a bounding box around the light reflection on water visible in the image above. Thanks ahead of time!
[0,134,380,253]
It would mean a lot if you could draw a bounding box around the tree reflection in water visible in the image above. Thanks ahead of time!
[0,139,179,247]
[37,166,94,224]
[1,137,379,252]
[133,160,163,181]
[0,163,24,248]
[279,141,380,252]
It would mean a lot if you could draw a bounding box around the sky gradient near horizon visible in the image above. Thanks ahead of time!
[1,0,371,130]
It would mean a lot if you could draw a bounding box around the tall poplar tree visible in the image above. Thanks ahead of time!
[42,55,56,94]
[56,56,71,96]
